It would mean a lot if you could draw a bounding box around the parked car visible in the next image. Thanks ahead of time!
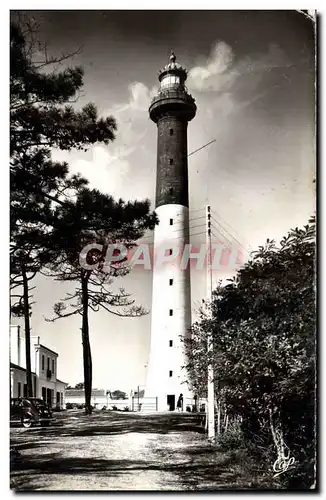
[10,398,53,428]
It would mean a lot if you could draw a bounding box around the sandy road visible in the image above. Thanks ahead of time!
[10,411,251,491]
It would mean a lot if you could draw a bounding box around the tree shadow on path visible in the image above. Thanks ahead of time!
[11,450,251,491]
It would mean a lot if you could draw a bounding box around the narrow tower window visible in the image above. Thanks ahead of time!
[169,188,173,195]
[169,370,173,377]
[170,218,173,225]
[169,309,173,316]
[169,158,173,165]
[169,340,173,347]
[169,279,173,286]
[170,128,174,136]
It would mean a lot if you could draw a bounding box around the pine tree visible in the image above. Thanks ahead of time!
[10,18,117,397]
[45,187,157,414]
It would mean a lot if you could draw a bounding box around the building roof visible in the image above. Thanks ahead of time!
[56,379,68,385]
[158,52,187,81]
[10,362,36,375]
[35,344,58,357]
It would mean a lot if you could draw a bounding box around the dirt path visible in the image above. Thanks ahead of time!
[10,411,253,491]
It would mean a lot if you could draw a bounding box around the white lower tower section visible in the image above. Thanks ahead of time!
[145,204,192,411]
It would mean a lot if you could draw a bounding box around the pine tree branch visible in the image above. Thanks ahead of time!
[44,308,82,322]
[33,46,83,70]
[89,303,100,312]
[10,284,23,292]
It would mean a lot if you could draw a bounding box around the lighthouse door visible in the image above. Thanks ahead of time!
[167,395,175,411]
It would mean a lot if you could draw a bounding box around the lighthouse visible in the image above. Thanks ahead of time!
[145,53,197,411]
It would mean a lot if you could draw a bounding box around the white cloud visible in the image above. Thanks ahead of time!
[188,41,235,91]
[51,146,130,197]
[188,41,292,94]
[102,81,157,160]
[51,81,157,199]
[112,82,158,114]
[51,41,295,203]
[128,82,158,111]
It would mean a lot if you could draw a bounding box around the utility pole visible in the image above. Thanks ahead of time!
[206,205,215,441]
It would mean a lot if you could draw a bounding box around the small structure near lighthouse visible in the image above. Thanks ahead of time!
[145,53,197,411]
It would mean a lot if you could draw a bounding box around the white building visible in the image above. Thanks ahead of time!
[65,389,133,410]
[10,325,67,408]
[65,389,108,408]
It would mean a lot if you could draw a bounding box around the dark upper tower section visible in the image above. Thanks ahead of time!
[149,52,197,208]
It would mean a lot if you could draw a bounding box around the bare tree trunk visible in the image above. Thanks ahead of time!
[22,261,33,397]
[269,406,289,464]
[225,414,229,433]
[81,273,92,415]
[216,399,221,436]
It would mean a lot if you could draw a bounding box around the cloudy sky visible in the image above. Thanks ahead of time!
[11,10,315,391]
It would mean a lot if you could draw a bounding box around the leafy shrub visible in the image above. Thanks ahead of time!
[216,423,245,451]
[184,217,316,489]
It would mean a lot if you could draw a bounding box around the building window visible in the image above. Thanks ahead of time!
[170,128,173,136]
[47,357,50,370]
[169,370,173,377]
[52,359,55,374]
[170,218,173,225]
[169,309,173,316]
[169,340,173,347]
[169,279,173,286]
[23,384,27,397]
[17,382,21,397]
[169,187,173,195]
[42,355,44,371]
[169,158,173,165]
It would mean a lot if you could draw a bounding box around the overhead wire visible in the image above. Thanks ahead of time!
[210,229,232,246]
[166,230,206,241]
[189,207,206,214]
[171,223,206,233]
[188,139,216,158]
[211,208,250,249]
[173,215,206,224]
[211,230,223,242]
[210,214,249,255]
[189,231,207,239]
[210,221,233,246]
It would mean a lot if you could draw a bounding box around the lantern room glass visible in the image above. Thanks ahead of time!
[161,75,181,90]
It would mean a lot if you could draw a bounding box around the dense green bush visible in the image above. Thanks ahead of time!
[185,216,316,489]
